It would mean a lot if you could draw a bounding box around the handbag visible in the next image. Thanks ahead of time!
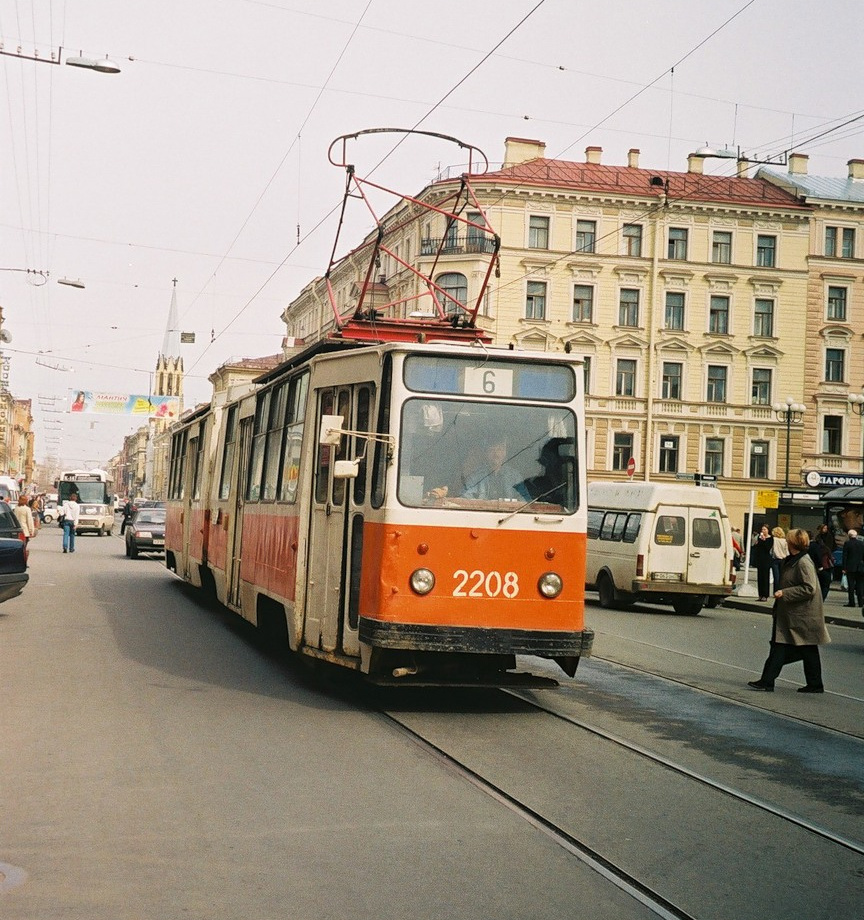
[58,513,65,524]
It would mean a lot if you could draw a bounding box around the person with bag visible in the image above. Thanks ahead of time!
[841,528,864,607]
[808,528,834,601]
[748,528,830,693]
[60,492,80,553]
[13,495,36,541]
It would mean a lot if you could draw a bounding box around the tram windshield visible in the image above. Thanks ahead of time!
[398,398,577,513]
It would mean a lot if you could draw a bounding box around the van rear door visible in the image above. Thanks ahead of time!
[651,504,727,587]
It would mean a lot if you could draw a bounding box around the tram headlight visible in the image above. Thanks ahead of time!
[538,572,563,598]
[410,568,436,595]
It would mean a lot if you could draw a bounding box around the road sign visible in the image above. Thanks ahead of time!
[626,457,636,479]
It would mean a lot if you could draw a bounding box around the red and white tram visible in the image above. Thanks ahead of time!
[165,339,592,685]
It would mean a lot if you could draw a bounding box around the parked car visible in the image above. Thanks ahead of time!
[0,499,29,603]
[42,500,59,524]
[125,507,166,558]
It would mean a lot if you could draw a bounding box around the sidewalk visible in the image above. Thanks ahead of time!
[724,572,864,629]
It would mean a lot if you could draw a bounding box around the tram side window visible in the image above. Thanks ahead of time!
[168,429,189,500]
[353,386,372,505]
[655,515,685,545]
[692,517,721,548]
[278,373,309,503]
[188,437,200,500]
[261,383,288,500]
[246,390,271,501]
[331,390,351,506]
[219,406,238,500]
[314,391,336,504]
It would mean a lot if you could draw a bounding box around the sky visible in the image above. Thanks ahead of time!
[0,0,862,472]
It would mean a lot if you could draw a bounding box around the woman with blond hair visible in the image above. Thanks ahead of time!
[748,528,830,693]
[770,525,788,593]
[13,494,35,540]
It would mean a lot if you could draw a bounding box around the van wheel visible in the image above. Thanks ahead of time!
[597,573,616,609]
[673,596,704,616]
[705,596,723,609]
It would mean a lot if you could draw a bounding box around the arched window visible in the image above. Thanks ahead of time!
[435,272,468,314]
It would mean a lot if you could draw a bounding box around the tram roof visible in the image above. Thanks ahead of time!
[820,486,864,503]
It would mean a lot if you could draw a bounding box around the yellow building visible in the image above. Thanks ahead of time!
[283,138,814,525]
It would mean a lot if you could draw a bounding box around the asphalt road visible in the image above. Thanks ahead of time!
[3,527,863,918]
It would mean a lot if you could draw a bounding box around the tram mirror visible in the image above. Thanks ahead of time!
[334,459,360,479]
[320,414,344,445]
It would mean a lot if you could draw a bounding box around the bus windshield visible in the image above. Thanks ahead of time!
[398,398,577,513]
[58,481,109,504]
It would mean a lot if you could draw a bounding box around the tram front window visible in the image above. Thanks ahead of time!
[398,398,577,513]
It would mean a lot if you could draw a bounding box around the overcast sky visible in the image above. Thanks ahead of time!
[0,0,862,471]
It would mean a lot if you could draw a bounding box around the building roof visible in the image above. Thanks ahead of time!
[757,167,864,204]
[478,158,805,209]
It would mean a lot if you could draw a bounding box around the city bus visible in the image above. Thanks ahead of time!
[56,469,115,536]
[165,339,591,686]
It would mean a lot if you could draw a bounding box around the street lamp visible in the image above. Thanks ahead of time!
[0,45,121,73]
[847,390,864,478]
[773,396,806,488]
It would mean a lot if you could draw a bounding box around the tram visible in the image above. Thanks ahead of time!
[164,129,592,685]
[165,340,591,685]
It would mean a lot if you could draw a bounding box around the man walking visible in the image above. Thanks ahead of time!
[841,528,864,607]
[60,492,80,554]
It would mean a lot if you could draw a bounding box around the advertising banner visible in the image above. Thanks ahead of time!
[68,390,180,418]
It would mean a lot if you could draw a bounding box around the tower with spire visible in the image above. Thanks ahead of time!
[154,278,184,407]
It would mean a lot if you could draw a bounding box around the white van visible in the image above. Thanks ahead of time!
[586,481,734,615]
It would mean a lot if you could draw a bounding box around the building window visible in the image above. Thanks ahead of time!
[623,223,642,256]
[827,286,848,321]
[709,295,729,334]
[616,358,637,396]
[712,230,732,264]
[826,226,855,258]
[754,298,774,337]
[749,440,769,478]
[435,272,468,314]
[665,292,685,330]
[575,219,596,253]
[756,234,776,267]
[668,227,688,260]
[528,215,550,249]
[619,288,640,327]
[751,368,772,405]
[823,415,843,455]
[525,281,547,319]
[661,362,682,400]
[612,432,633,471]
[704,438,725,476]
[825,347,846,382]
[706,365,728,403]
[659,435,679,473]
[444,220,460,251]
[572,284,594,322]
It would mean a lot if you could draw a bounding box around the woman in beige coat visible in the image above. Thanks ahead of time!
[13,494,35,539]
[748,528,830,693]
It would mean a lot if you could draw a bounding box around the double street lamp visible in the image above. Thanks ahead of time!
[773,396,806,489]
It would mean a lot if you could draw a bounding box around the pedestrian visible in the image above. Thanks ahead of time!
[748,528,830,693]
[770,526,789,592]
[731,527,743,571]
[751,524,774,602]
[841,528,864,607]
[120,498,134,535]
[808,528,834,601]
[60,491,80,553]
[13,495,36,541]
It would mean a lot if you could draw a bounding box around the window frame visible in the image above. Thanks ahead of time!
[572,284,594,323]
[658,435,680,474]
[661,361,683,400]
[823,415,843,455]
[706,364,728,403]
[623,223,643,257]
[618,287,640,327]
[525,280,547,319]
[704,437,725,476]
[753,297,774,337]
[756,234,777,268]
[749,440,769,478]
[751,367,772,405]
[708,295,730,335]
[827,285,848,322]
[612,432,633,471]
[664,291,685,330]
[615,358,637,397]
[668,227,688,260]
[825,346,846,383]
[528,214,550,249]
[575,219,597,253]
[712,230,732,264]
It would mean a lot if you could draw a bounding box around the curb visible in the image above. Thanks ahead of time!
[723,596,864,630]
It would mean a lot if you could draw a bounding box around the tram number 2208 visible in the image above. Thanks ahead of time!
[452,569,520,598]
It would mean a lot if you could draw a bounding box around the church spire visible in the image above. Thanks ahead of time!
[161,278,181,357]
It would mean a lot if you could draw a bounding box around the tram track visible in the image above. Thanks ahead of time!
[378,707,696,920]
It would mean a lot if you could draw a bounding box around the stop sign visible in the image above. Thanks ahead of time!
[627,457,636,479]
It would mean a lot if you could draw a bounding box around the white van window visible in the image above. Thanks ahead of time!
[655,515,685,545]
[693,518,722,548]
[600,512,628,540]
[623,513,642,543]
[587,509,603,539]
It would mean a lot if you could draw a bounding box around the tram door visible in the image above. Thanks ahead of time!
[227,417,252,610]
[304,384,373,656]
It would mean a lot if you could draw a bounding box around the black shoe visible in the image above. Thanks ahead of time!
[797,686,824,693]
[747,681,774,692]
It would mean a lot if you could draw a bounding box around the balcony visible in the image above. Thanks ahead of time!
[420,234,497,256]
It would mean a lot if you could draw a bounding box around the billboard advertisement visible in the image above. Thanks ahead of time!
[68,390,181,418]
